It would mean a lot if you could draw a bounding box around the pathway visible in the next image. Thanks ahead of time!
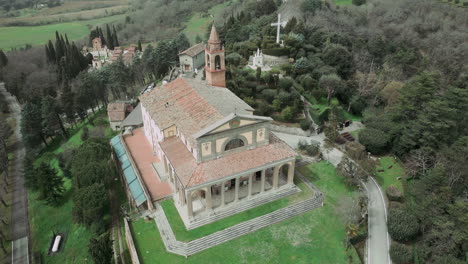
[365,177,391,264]
[0,83,29,264]
[151,171,324,257]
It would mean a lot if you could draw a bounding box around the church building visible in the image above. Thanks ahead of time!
[113,25,298,228]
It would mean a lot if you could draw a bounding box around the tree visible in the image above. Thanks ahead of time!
[322,44,353,79]
[301,0,322,15]
[41,96,67,138]
[255,0,277,17]
[390,243,412,264]
[72,183,109,226]
[195,34,202,43]
[0,49,8,68]
[21,102,46,148]
[137,40,142,52]
[105,24,114,50]
[359,128,389,154]
[319,74,342,103]
[352,0,366,6]
[324,109,339,142]
[172,33,190,54]
[112,25,119,47]
[388,207,420,242]
[280,106,295,122]
[88,233,113,264]
[35,162,64,206]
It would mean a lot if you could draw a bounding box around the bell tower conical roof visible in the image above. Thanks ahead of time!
[208,24,220,44]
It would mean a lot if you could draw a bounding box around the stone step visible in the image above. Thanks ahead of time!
[188,187,300,229]
[185,198,323,254]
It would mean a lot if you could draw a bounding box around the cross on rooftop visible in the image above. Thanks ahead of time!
[270,14,287,44]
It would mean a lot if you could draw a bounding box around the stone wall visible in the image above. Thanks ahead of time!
[124,217,141,264]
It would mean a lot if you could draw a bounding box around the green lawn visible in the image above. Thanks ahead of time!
[374,156,404,193]
[335,0,353,5]
[131,161,361,264]
[0,14,124,50]
[183,0,234,44]
[162,178,314,242]
[29,111,117,263]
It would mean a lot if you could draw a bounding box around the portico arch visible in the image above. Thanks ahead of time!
[222,134,248,152]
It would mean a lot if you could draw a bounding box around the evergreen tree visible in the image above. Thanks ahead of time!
[21,102,46,148]
[60,81,75,124]
[137,40,142,52]
[195,34,202,43]
[35,162,64,206]
[105,24,114,50]
[41,96,67,138]
[112,25,119,47]
[0,49,7,68]
[72,183,109,226]
[88,233,113,264]
[173,33,190,53]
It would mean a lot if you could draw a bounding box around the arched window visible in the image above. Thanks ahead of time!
[224,138,245,151]
[206,54,210,67]
[215,55,221,70]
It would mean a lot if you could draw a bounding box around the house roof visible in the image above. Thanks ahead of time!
[121,103,143,127]
[179,43,205,57]
[159,133,296,188]
[139,77,253,146]
[107,102,128,121]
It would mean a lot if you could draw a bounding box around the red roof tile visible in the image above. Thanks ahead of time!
[160,133,296,188]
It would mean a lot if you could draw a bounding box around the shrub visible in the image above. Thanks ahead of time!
[359,128,389,154]
[280,106,295,122]
[386,185,404,202]
[388,208,420,242]
[300,119,311,131]
[81,126,89,141]
[390,243,413,264]
[260,89,277,103]
[352,0,366,6]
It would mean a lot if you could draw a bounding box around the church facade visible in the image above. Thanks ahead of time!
[138,25,297,225]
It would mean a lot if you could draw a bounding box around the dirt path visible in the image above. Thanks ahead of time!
[0,83,29,264]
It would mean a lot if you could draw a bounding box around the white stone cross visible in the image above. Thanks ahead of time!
[270,14,287,44]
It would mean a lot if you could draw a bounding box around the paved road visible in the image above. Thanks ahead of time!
[365,177,391,264]
[0,83,30,264]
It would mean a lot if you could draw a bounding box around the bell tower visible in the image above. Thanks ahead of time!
[205,24,226,87]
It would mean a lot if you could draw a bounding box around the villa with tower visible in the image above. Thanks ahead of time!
[111,24,298,228]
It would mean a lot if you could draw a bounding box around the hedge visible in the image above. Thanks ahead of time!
[390,242,413,264]
[388,208,420,242]
[386,185,404,202]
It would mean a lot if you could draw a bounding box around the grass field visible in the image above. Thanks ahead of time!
[29,111,118,264]
[130,161,361,264]
[162,178,313,242]
[334,0,353,5]
[183,0,234,44]
[0,14,124,50]
[374,156,405,194]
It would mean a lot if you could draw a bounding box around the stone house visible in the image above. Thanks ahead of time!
[179,43,205,73]
[107,102,134,131]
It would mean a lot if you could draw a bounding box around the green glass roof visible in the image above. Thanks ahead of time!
[111,136,147,207]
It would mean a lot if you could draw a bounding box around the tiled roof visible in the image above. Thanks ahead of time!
[160,133,296,188]
[107,102,127,121]
[179,43,205,57]
[139,77,253,146]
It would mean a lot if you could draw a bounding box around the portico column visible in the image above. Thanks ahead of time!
[220,182,225,207]
[205,186,212,211]
[163,157,168,173]
[187,191,193,218]
[260,170,266,193]
[273,166,280,189]
[248,174,253,198]
[234,177,240,201]
[287,161,295,185]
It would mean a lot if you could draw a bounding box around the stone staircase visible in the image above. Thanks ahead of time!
[187,185,301,230]
[150,172,324,257]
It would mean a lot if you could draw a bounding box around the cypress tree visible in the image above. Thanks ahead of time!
[0,49,8,67]
[112,25,119,47]
[137,40,142,52]
[105,24,114,49]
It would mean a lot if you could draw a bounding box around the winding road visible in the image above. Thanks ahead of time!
[0,83,29,264]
